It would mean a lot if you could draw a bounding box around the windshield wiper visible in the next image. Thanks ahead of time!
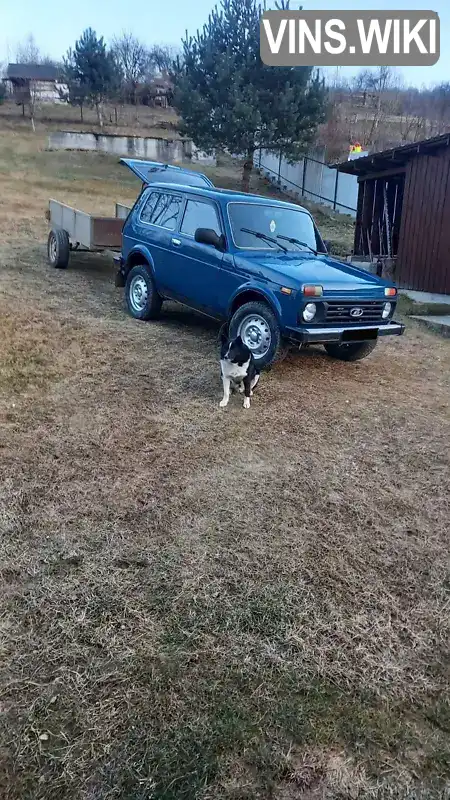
[277,235,317,256]
[240,227,288,253]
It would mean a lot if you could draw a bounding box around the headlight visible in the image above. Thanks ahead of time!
[303,302,317,322]
[382,302,392,319]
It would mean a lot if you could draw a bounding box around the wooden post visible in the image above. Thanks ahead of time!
[354,180,365,255]
[333,170,339,210]
[302,158,308,197]
[360,179,375,257]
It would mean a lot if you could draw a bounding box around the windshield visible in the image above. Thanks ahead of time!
[228,202,321,252]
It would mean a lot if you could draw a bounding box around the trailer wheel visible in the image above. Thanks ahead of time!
[48,229,70,269]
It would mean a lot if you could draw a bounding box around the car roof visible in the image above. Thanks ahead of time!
[147,182,311,213]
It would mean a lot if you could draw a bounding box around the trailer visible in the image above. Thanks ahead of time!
[46,200,126,268]
[45,158,214,269]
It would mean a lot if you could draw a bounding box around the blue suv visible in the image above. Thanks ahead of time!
[116,159,404,367]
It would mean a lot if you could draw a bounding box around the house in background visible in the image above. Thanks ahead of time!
[3,63,66,104]
[146,71,174,108]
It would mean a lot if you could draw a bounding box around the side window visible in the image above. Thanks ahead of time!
[152,193,183,231]
[180,200,221,238]
[140,191,161,223]
[140,192,183,230]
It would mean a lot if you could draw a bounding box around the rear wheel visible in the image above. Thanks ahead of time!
[125,264,162,321]
[228,301,281,369]
[47,228,70,269]
[324,340,378,362]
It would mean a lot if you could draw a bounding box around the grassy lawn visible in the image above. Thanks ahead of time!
[0,113,449,800]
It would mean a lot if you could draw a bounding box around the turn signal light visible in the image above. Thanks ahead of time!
[303,285,323,297]
[385,287,397,297]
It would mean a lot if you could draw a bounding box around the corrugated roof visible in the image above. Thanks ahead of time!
[333,132,450,175]
[6,63,59,81]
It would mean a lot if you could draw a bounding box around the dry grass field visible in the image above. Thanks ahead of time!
[0,99,181,138]
[0,110,449,800]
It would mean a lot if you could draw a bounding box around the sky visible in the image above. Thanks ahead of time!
[1,0,449,87]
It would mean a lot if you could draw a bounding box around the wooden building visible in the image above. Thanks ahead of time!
[4,63,64,104]
[335,134,450,294]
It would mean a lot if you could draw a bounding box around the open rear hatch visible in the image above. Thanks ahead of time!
[120,158,214,188]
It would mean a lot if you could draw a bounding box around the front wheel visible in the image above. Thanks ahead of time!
[125,264,162,321]
[228,301,281,369]
[324,339,378,362]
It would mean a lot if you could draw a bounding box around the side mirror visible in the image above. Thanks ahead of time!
[195,227,225,251]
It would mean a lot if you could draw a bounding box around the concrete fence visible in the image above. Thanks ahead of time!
[48,130,216,165]
[255,148,358,217]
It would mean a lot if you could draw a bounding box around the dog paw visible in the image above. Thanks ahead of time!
[219,399,229,408]
[243,397,251,409]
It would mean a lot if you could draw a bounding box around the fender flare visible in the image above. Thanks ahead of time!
[124,245,156,278]
[227,284,283,323]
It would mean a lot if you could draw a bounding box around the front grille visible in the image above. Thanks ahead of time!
[325,301,385,324]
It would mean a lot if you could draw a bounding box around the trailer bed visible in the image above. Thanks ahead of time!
[48,199,124,250]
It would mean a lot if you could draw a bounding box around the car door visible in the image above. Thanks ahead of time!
[168,197,226,315]
[131,189,185,297]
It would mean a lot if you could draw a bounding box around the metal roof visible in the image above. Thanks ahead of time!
[333,132,450,176]
[6,63,59,81]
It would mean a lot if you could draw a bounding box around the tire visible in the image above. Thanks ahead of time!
[47,228,70,269]
[125,264,162,321]
[228,301,281,369]
[324,339,378,362]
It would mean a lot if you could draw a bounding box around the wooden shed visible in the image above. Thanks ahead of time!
[5,63,63,104]
[335,134,450,294]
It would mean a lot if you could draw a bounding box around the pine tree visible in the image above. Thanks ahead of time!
[63,29,118,128]
[60,54,89,122]
[172,0,327,191]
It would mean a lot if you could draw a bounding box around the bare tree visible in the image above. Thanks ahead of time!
[396,87,426,142]
[15,34,54,65]
[15,34,41,64]
[427,82,450,135]
[352,66,401,147]
[13,35,55,130]
[149,44,180,75]
[111,32,152,104]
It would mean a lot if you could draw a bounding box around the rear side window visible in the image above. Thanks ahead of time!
[180,199,222,237]
[140,191,183,230]
[140,192,160,223]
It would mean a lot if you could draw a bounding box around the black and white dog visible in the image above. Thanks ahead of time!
[219,332,260,409]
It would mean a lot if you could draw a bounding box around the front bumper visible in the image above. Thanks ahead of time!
[285,321,405,344]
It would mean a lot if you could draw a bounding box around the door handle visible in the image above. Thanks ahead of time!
[172,238,182,247]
